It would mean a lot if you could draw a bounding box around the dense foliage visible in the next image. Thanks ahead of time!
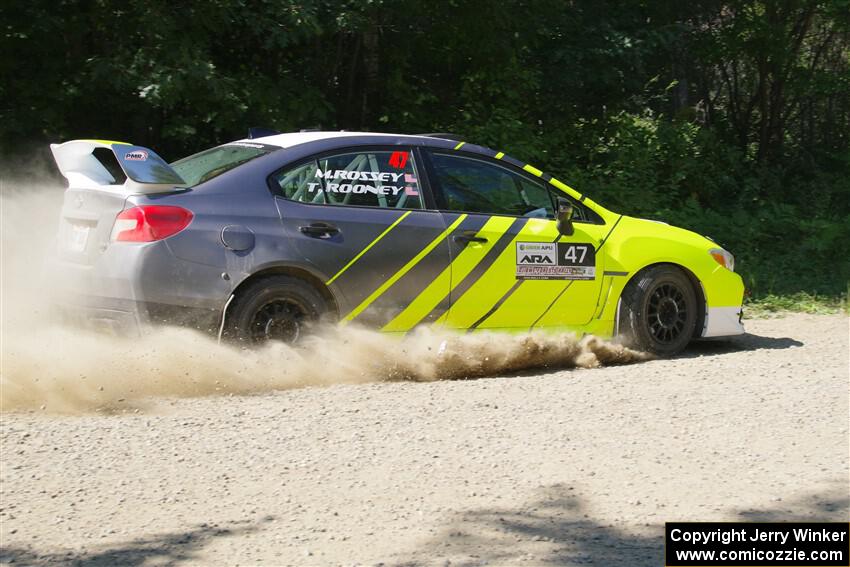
[2,0,848,295]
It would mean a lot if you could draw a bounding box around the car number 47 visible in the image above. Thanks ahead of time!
[563,245,588,264]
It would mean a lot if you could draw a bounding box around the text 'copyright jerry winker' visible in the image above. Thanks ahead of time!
[665,522,849,566]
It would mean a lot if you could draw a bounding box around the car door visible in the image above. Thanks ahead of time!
[423,151,610,331]
[271,147,455,328]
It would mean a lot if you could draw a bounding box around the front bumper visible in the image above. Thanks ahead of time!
[697,263,746,338]
[702,305,745,337]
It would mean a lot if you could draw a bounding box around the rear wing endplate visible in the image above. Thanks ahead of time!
[50,139,186,193]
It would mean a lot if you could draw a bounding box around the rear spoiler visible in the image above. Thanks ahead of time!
[50,139,186,194]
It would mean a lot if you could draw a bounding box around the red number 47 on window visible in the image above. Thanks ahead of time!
[388,151,409,169]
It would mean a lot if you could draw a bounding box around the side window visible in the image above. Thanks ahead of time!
[516,177,555,219]
[430,153,596,222]
[277,161,322,203]
[429,153,554,217]
[273,149,423,209]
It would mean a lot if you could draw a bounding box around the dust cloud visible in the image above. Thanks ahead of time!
[0,182,651,414]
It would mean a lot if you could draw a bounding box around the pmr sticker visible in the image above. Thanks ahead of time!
[516,242,595,280]
[124,150,148,161]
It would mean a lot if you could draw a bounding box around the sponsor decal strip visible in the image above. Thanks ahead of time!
[124,150,148,161]
[341,214,468,324]
[308,169,416,197]
[325,211,412,286]
[515,241,596,280]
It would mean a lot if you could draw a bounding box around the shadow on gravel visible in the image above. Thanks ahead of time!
[398,484,663,567]
[736,481,849,522]
[401,483,849,566]
[677,333,804,359]
[0,518,270,566]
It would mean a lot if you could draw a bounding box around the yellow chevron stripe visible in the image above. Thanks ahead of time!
[454,141,466,150]
[523,164,543,177]
[438,217,553,328]
[381,269,453,332]
[494,152,505,159]
[342,214,468,324]
[381,216,515,332]
[481,276,566,329]
[549,177,584,199]
[549,178,574,191]
[325,211,411,285]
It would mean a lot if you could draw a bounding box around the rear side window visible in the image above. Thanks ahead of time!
[273,150,424,209]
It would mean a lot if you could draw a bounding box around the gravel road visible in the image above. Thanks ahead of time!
[1,313,848,566]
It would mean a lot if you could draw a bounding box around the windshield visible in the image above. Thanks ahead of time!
[171,143,276,186]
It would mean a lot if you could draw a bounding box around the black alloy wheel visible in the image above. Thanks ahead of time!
[226,275,328,345]
[248,298,310,343]
[646,282,689,344]
[618,264,698,356]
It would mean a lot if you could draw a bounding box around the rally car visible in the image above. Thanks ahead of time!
[47,131,745,355]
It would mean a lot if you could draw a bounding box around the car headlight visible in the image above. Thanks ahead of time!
[709,248,735,272]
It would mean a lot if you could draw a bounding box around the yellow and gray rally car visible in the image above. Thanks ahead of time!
[48,131,745,355]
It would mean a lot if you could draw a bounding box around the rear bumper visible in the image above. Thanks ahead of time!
[52,295,221,336]
[53,297,147,335]
[45,240,228,335]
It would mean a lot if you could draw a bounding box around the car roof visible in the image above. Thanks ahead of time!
[222,130,592,207]
[235,131,449,149]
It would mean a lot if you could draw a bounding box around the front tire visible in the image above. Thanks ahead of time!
[618,265,698,356]
[225,276,328,344]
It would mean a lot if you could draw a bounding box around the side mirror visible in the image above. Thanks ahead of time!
[556,198,575,236]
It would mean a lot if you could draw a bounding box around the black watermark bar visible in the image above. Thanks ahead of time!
[666,522,849,566]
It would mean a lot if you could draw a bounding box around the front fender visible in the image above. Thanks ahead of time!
[592,216,745,335]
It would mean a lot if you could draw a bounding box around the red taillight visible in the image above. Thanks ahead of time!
[111,205,193,242]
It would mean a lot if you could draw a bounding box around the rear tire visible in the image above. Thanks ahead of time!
[618,265,697,356]
[225,276,328,344]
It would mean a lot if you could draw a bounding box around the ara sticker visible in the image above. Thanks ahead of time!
[515,242,595,280]
[124,150,148,161]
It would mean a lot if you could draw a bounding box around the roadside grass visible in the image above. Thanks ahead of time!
[744,290,849,319]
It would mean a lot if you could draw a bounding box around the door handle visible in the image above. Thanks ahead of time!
[453,231,488,244]
[299,222,340,239]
